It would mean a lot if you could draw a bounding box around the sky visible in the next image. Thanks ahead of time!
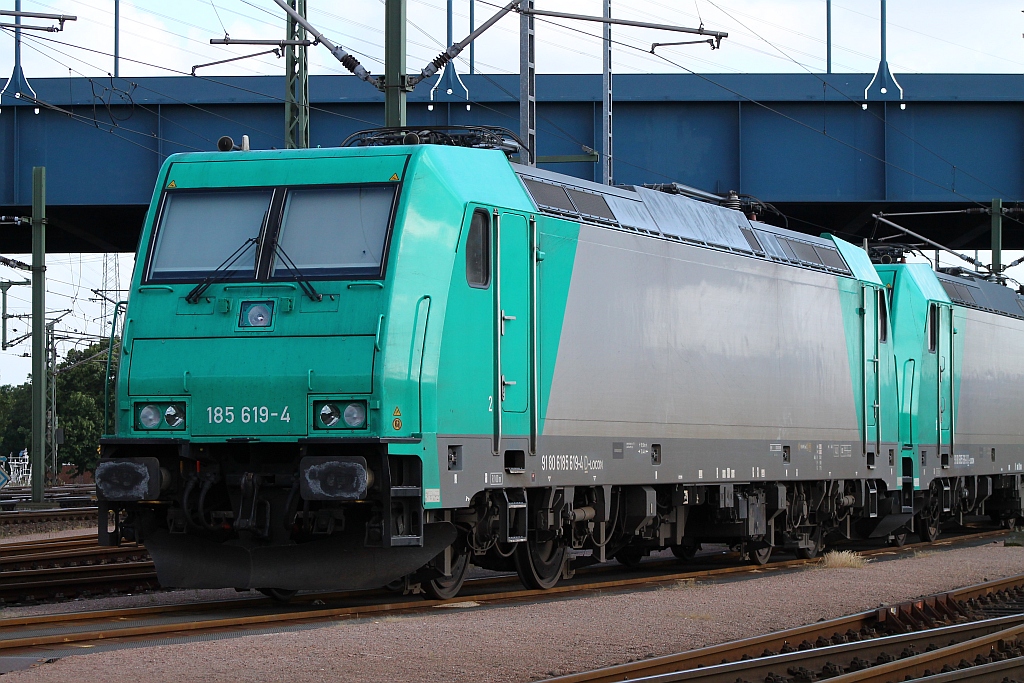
[0,1,1023,382]
[2,0,1024,80]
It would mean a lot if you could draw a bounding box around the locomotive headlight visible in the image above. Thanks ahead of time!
[164,404,186,429]
[239,300,274,328]
[343,402,366,428]
[138,404,162,429]
[314,401,367,429]
[319,403,341,428]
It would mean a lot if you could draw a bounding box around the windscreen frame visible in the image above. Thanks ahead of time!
[143,181,402,285]
[261,182,401,282]
[143,186,276,284]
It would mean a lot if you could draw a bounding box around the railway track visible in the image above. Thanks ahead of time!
[0,533,155,604]
[0,486,97,512]
[0,526,1003,606]
[0,528,1009,662]
[541,572,1024,683]
[0,508,99,523]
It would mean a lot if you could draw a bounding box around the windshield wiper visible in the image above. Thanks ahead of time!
[271,241,322,302]
[185,237,259,304]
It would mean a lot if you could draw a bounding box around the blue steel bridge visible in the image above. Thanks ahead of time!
[1,71,1022,252]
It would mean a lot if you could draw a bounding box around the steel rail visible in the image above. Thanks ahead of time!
[0,530,1008,653]
[823,621,1024,682]
[0,544,149,570]
[0,508,98,523]
[540,534,1018,683]
[0,561,157,603]
[898,656,1024,682]
[1,536,96,551]
[606,614,1024,683]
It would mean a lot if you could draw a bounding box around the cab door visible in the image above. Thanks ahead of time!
[492,210,534,455]
[862,285,880,457]
[936,303,954,464]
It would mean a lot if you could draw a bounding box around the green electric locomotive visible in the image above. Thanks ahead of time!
[95,131,1024,597]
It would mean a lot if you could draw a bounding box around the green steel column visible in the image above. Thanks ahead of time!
[30,166,45,504]
[384,0,407,127]
[991,198,1003,276]
[284,0,309,149]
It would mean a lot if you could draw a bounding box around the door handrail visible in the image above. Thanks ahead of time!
[529,215,539,455]
[492,208,502,454]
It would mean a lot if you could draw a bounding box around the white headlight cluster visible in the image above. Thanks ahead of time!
[136,403,187,430]
[139,404,162,429]
[316,401,367,429]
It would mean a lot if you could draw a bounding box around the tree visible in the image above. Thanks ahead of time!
[0,382,31,460]
[0,339,119,477]
[54,341,119,475]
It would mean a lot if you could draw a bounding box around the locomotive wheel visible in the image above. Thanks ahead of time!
[917,516,940,543]
[745,545,772,566]
[671,543,699,562]
[513,533,566,590]
[917,493,942,543]
[615,547,646,568]
[423,546,471,600]
[258,588,297,602]
[795,530,822,560]
[888,528,908,547]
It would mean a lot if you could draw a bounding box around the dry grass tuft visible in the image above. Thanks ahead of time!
[818,550,868,569]
[660,578,700,592]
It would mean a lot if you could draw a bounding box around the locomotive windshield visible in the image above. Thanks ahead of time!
[148,189,272,281]
[146,184,397,283]
[270,185,395,279]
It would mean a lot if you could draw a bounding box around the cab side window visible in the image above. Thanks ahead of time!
[928,303,938,353]
[466,209,491,288]
[878,289,888,343]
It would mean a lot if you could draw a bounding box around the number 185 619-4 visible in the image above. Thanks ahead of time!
[206,406,291,424]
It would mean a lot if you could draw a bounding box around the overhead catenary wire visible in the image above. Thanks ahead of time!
[701,0,1024,215]
[13,0,1020,240]
[28,0,285,77]
[209,0,229,37]
[4,31,242,149]
[873,214,989,272]
[2,29,383,136]
[4,7,1019,255]
[479,0,1024,233]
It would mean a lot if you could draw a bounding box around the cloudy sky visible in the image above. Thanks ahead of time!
[1,0,1023,79]
[0,1,1022,383]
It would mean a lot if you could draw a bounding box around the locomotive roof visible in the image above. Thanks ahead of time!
[934,269,1024,321]
[512,163,879,282]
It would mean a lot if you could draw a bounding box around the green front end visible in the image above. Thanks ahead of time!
[96,145,530,590]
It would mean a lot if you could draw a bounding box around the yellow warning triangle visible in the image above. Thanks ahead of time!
[389,173,400,181]
[167,180,177,188]
[393,407,402,417]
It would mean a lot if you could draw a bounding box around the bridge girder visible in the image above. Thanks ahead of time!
[2,73,1022,252]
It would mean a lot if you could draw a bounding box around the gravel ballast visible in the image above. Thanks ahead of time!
[3,542,1023,683]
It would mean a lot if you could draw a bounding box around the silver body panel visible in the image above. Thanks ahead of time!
[954,307,1024,473]
[434,223,879,506]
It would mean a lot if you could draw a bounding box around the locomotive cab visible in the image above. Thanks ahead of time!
[95,144,527,591]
